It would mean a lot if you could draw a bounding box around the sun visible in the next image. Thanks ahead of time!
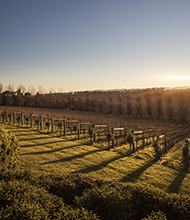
[169,76,190,80]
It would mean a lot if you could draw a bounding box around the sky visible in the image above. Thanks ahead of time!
[1,0,190,92]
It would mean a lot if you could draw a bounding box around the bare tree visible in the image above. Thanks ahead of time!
[58,88,63,93]
[6,84,14,92]
[38,86,44,94]
[0,83,3,93]
[49,88,54,94]
[17,83,26,94]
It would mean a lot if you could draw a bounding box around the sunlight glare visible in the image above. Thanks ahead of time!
[169,76,190,80]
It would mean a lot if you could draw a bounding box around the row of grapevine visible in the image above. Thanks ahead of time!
[0,110,188,157]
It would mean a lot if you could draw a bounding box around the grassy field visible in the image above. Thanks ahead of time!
[1,122,189,195]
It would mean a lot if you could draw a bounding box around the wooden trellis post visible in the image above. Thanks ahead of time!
[164,135,167,152]
[63,120,66,136]
[7,112,10,123]
[51,118,54,133]
[40,116,43,130]
[5,111,8,122]
[136,136,138,149]
[21,113,24,125]
[30,114,33,128]
[152,134,155,142]
[183,139,190,171]
[111,127,115,148]
[144,133,147,146]
[77,122,80,140]
[142,132,145,148]
[93,123,96,142]
[13,112,16,124]
[124,126,127,143]
[9,112,13,123]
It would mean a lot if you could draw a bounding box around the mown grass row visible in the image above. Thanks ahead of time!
[0,122,189,194]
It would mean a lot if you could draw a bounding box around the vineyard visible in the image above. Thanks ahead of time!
[0,106,190,219]
[0,108,189,157]
[0,107,189,189]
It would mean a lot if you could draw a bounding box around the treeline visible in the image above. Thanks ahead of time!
[1,84,190,123]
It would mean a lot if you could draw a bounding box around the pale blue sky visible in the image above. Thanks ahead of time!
[1,0,190,92]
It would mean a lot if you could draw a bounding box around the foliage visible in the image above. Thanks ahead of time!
[153,140,161,161]
[73,125,77,132]
[0,179,99,220]
[127,131,134,144]
[88,127,94,144]
[35,118,40,129]
[1,170,190,220]
[2,87,190,122]
[16,115,21,124]
[25,117,29,125]
[45,121,50,131]
[75,184,133,220]
[0,129,19,173]
[141,210,167,220]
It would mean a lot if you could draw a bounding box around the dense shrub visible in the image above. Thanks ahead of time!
[0,129,19,173]
[1,170,190,220]
[0,179,99,220]
[0,164,190,219]
[7,172,106,205]
[126,183,190,220]
[141,210,167,220]
[74,180,190,220]
[75,184,133,220]
[48,174,104,204]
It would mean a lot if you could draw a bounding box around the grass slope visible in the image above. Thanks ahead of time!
[1,122,189,195]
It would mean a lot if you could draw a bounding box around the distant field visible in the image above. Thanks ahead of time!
[1,122,189,195]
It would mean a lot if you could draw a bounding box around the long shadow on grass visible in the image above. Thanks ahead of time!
[17,132,78,142]
[167,171,187,193]
[41,148,107,165]
[21,143,83,156]
[12,131,37,137]
[120,159,155,183]
[21,136,61,141]
[72,154,126,174]
[7,127,29,132]
[21,138,80,148]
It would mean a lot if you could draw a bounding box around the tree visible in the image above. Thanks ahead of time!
[118,103,123,115]
[28,86,36,95]
[7,84,14,92]
[38,86,44,94]
[0,83,3,93]
[136,103,142,117]
[157,98,163,118]
[127,102,132,116]
[167,97,174,120]
[17,84,25,94]
[145,96,152,118]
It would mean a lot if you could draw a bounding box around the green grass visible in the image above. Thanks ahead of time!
[1,122,190,195]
